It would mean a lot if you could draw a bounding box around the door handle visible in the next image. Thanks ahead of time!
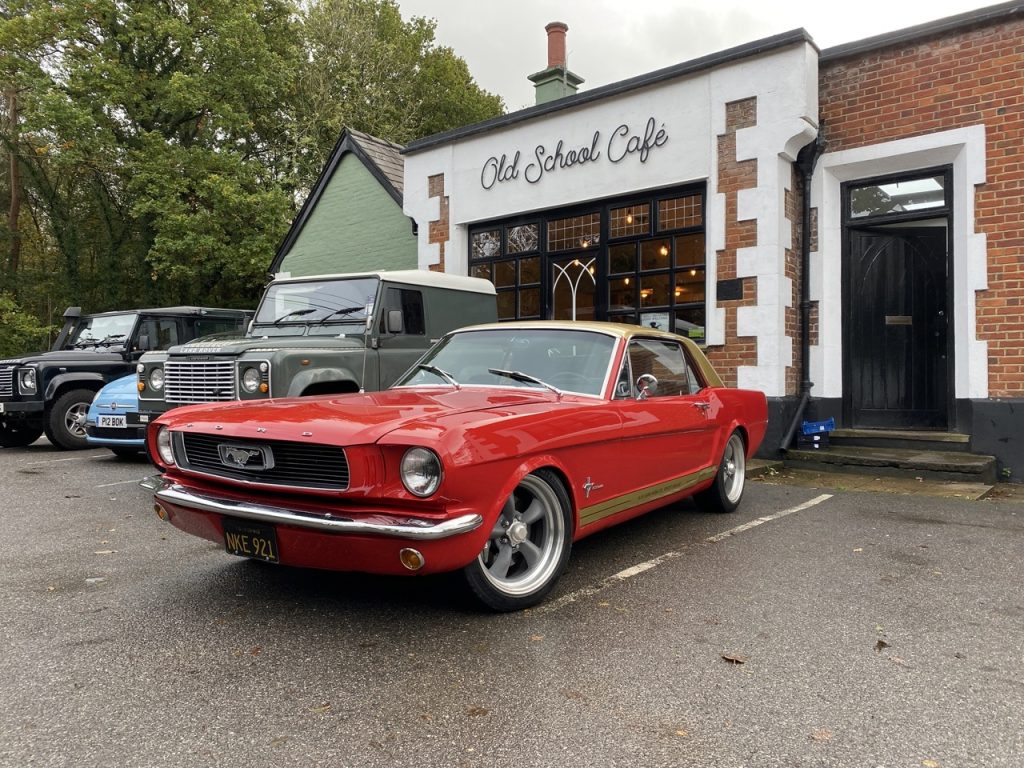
[692,401,711,412]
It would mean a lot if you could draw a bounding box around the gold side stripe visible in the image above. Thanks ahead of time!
[579,466,717,527]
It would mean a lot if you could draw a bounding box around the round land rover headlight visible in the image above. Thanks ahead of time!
[149,367,164,391]
[241,367,261,393]
[400,447,442,497]
[17,367,37,395]
[156,426,175,466]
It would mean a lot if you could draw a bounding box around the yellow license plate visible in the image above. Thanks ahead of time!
[223,518,279,563]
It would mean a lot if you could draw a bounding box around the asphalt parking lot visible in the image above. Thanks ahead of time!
[1,440,1022,768]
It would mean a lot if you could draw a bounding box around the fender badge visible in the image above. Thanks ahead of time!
[583,477,604,499]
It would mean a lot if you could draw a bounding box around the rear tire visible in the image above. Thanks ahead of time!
[0,420,44,448]
[463,469,573,612]
[696,430,747,513]
[44,388,95,450]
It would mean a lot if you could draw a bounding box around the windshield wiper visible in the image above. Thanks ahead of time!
[313,306,366,324]
[417,363,460,388]
[99,334,127,346]
[488,368,562,397]
[271,308,317,325]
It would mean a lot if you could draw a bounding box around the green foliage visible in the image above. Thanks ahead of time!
[0,0,501,325]
[0,293,57,357]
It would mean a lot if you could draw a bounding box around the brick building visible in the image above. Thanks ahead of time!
[399,3,1024,476]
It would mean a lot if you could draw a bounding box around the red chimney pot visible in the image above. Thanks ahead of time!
[545,21,568,69]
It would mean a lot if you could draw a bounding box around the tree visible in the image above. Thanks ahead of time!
[290,0,503,183]
[0,0,305,312]
[0,0,504,342]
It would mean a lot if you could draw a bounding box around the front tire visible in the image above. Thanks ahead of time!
[44,388,95,450]
[0,420,44,448]
[463,469,573,611]
[696,430,747,513]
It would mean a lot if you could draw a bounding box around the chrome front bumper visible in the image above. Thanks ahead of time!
[141,475,483,541]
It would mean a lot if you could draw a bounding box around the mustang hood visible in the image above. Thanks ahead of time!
[158,388,568,446]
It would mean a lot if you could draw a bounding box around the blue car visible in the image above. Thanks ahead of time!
[85,374,146,456]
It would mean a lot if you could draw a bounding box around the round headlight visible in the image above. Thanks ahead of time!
[18,368,37,394]
[400,447,442,497]
[241,367,261,393]
[149,367,164,391]
[156,426,175,466]
[136,363,144,374]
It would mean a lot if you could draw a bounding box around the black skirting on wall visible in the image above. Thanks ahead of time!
[762,395,1024,484]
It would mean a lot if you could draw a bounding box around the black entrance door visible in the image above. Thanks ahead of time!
[844,227,949,429]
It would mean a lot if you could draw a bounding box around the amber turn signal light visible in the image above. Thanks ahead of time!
[399,548,425,571]
[154,504,168,521]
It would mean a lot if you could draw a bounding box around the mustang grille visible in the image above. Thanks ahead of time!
[0,366,12,398]
[165,360,236,404]
[178,433,349,490]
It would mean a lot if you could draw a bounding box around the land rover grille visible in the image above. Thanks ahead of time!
[164,360,236,404]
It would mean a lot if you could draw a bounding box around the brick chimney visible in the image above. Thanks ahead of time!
[528,21,583,105]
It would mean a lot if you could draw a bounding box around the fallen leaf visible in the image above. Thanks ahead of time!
[810,727,833,742]
[250,646,262,656]
[309,703,331,714]
[530,634,544,642]
[853,548,863,553]
[922,761,941,768]
[47,585,57,592]
[597,601,610,607]
[674,729,689,738]
[889,655,910,667]
[874,639,890,653]
[721,652,748,665]
[270,736,288,747]
[466,706,490,717]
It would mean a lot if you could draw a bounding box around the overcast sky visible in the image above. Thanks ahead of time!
[396,0,1004,111]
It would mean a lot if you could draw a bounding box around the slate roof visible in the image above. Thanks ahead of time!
[347,128,405,195]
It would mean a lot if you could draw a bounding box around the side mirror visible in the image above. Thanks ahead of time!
[137,334,153,351]
[636,373,659,400]
[386,309,404,334]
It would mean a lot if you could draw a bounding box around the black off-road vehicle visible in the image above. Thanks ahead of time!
[0,306,250,450]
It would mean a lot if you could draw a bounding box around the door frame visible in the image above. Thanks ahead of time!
[840,166,955,430]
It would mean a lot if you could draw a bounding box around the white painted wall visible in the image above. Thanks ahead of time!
[404,41,819,397]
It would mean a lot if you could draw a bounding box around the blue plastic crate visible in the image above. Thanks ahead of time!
[801,417,835,435]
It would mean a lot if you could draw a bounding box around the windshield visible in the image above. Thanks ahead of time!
[69,313,138,348]
[253,277,379,337]
[395,328,617,397]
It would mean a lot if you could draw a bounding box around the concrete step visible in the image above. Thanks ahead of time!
[829,428,970,453]
[784,444,998,485]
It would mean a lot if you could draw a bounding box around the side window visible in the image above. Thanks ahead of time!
[137,319,180,350]
[380,288,425,336]
[627,338,690,397]
[194,318,245,337]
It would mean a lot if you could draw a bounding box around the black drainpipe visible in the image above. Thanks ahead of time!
[779,129,826,452]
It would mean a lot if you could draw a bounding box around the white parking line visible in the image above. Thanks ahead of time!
[705,493,833,542]
[533,493,834,615]
[24,456,87,466]
[96,479,144,488]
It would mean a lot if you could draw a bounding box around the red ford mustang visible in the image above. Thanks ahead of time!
[143,321,768,610]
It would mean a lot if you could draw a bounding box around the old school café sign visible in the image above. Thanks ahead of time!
[480,116,669,190]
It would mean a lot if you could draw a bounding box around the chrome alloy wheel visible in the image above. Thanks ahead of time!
[721,432,746,504]
[477,474,567,598]
[64,402,89,438]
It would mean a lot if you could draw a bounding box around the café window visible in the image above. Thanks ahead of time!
[469,186,705,340]
[471,222,541,321]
